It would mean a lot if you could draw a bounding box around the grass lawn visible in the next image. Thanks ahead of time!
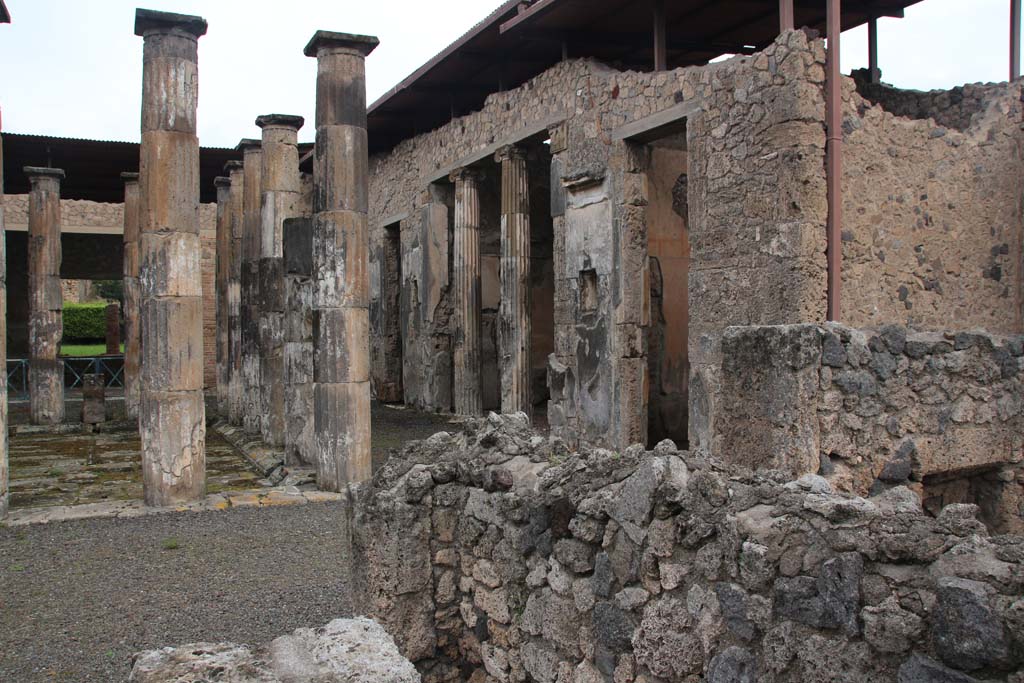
[60,343,125,357]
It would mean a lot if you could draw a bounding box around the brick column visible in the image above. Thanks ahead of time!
[238,139,263,435]
[496,145,532,417]
[121,172,141,420]
[24,166,65,426]
[0,123,8,518]
[135,9,207,506]
[214,175,232,415]
[105,302,121,355]
[451,167,483,416]
[256,114,304,447]
[304,30,379,490]
[225,160,245,425]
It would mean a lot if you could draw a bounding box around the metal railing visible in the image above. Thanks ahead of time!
[6,356,125,399]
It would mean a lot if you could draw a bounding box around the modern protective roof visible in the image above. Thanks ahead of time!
[2,133,239,204]
[367,0,924,155]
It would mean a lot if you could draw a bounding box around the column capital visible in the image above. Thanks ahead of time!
[236,138,262,153]
[223,160,244,173]
[121,172,140,184]
[23,166,65,181]
[303,30,379,58]
[214,176,231,188]
[134,8,207,38]
[256,114,305,131]
[449,167,483,184]
[495,145,528,164]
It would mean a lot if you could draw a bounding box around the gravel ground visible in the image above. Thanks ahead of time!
[0,503,356,682]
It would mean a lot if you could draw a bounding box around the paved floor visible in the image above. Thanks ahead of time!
[8,428,263,509]
[7,399,457,511]
[0,503,357,682]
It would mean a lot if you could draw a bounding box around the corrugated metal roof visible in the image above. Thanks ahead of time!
[2,133,239,204]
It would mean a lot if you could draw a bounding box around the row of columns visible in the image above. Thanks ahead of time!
[449,145,533,420]
[205,31,378,494]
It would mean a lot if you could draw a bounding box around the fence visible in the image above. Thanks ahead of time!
[6,356,125,399]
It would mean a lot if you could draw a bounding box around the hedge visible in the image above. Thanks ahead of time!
[63,302,109,341]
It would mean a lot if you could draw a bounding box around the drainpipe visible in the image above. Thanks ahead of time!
[826,0,842,321]
[1012,0,1021,80]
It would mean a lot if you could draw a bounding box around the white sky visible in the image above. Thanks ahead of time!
[0,0,1018,148]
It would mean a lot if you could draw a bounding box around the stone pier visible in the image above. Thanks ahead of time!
[451,168,483,416]
[135,8,207,506]
[121,172,141,420]
[0,124,7,518]
[304,30,379,490]
[214,175,232,415]
[284,216,315,466]
[238,139,263,435]
[24,167,65,426]
[496,145,531,417]
[256,114,304,447]
[225,160,245,426]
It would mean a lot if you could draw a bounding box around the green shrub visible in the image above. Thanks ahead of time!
[63,302,108,341]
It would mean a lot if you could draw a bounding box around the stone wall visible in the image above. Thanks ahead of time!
[353,414,1024,683]
[4,195,124,233]
[715,324,1024,534]
[853,71,1010,132]
[369,31,831,450]
[842,78,1024,334]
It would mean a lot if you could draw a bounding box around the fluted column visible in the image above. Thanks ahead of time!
[225,160,245,425]
[121,172,141,421]
[496,145,531,417]
[304,30,379,490]
[135,9,207,506]
[238,139,263,435]
[214,175,232,416]
[25,167,65,426]
[451,168,483,416]
[257,114,304,447]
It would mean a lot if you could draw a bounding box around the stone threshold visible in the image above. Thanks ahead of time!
[211,419,288,482]
[9,419,138,436]
[2,487,345,527]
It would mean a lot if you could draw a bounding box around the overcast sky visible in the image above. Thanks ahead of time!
[0,0,1017,148]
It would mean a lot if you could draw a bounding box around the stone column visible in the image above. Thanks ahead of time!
[238,139,263,435]
[256,114,304,447]
[304,30,379,489]
[105,302,121,354]
[24,167,65,426]
[225,160,245,426]
[450,168,483,416]
[121,172,141,420]
[284,216,315,466]
[214,175,232,416]
[496,145,532,417]
[135,9,207,506]
[0,123,8,518]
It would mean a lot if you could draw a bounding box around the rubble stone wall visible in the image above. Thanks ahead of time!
[715,324,1024,534]
[354,414,1024,683]
[842,79,1024,334]
[853,73,1011,132]
[4,195,125,232]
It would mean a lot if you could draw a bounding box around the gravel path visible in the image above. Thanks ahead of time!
[0,503,356,682]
